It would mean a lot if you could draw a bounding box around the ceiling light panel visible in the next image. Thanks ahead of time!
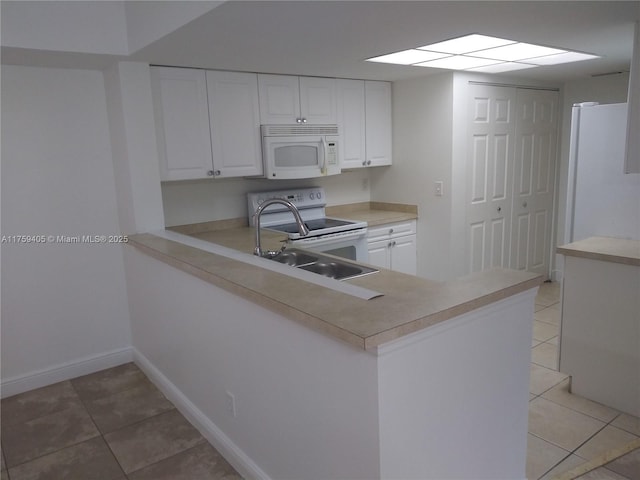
[366,49,450,65]
[416,55,501,70]
[365,34,600,73]
[521,51,600,65]
[468,62,537,73]
[470,42,567,61]
[418,34,516,54]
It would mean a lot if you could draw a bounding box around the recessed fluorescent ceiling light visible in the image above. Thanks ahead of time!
[365,34,600,72]
[468,62,537,73]
[469,42,566,61]
[521,51,600,65]
[367,49,449,65]
[415,55,500,70]
[417,34,515,54]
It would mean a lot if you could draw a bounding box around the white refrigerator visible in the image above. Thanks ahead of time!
[564,102,640,244]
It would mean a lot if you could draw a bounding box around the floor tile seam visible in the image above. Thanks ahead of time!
[528,431,573,455]
[69,377,156,406]
[100,431,129,479]
[536,448,574,480]
[99,405,178,436]
[0,395,90,431]
[531,358,557,369]
[554,442,640,480]
[121,441,208,477]
[533,317,560,326]
[531,376,570,397]
[3,432,104,472]
[605,419,640,439]
[537,393,620,424]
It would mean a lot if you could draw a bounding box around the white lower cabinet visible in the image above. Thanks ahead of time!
[367,220,417,275]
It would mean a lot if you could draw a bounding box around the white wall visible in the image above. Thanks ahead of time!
[125,246,380,479]
[124,1,222,53]
[1,1,128,55]
[104,62,165,234]
[162,169,371,226]
[1,65,132,395]
[370,73,454,280]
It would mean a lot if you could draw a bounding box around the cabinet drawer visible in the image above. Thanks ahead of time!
[367,220,416,241]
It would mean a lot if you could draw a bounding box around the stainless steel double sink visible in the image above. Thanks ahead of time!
[267,248,378,281]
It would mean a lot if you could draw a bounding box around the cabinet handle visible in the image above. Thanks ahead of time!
[391,241,397,247]
[389,228,394,234]
[522,201,528,208]
[497,206,502,213]
[214,170,221,176]
[366,160,372,166]
[302,118,307,123]
[296,118,302,123]
[362,161,367,166]
[207,170,214,176]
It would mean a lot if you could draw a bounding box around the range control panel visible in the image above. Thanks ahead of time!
[247,187,326,224]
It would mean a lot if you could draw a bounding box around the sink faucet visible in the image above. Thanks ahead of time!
[253,198,309,257]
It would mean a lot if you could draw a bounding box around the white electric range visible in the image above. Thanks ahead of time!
[247,188,368,262]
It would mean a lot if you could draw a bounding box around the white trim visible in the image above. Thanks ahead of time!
[1,347,133,399]
[133,348,271,480]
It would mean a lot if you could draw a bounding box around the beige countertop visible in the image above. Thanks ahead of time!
[326,202,418,226]
[557,236,640,266]
[130,217,542,350]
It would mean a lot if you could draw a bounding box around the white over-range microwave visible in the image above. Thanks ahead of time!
[261,124,340,179]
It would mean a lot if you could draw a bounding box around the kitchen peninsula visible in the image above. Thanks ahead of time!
[126,220,542,479]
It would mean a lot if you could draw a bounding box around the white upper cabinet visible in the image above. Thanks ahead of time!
[365,81,392,167]
[337,79,392,169]
[151,67,262,181]
[151,67,213,181]
[337,79,367,169]
[258,74,336,125]
[206,70,263,178]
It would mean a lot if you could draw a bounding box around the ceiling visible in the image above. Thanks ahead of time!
[2,1,638,84]
[129,1,639,83]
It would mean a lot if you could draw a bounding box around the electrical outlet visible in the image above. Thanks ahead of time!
[434,181,444,197]
[225,391,236,417]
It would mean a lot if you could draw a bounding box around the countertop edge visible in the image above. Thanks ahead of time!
[557,236,640,266]
[127,237,367,350]
[128,233,542,351]
[363,275,543,349]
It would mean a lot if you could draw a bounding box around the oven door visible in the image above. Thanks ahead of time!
[289,229,368,262]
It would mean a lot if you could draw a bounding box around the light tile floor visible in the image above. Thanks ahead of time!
[2,282,638,479]
[1,363,242,480]
[527,282,640,480]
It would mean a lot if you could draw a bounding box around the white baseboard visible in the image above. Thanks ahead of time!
[133,349,270,480]
[1,347,133,399]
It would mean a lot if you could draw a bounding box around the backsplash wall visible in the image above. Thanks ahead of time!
[161,169,372,227]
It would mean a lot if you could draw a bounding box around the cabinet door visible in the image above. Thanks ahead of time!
[391,235,417,275]
[337,79,366,169]
[367,239,391,269]
[206,71,263,177]
[365,81,392,166]
[151,67,213,181]
[258,74,301,124]
[299,76,337,124]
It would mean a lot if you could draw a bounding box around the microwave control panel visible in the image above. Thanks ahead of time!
[326,138,338,165]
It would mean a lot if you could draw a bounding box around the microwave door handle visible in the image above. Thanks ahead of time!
[320,137,327,175]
